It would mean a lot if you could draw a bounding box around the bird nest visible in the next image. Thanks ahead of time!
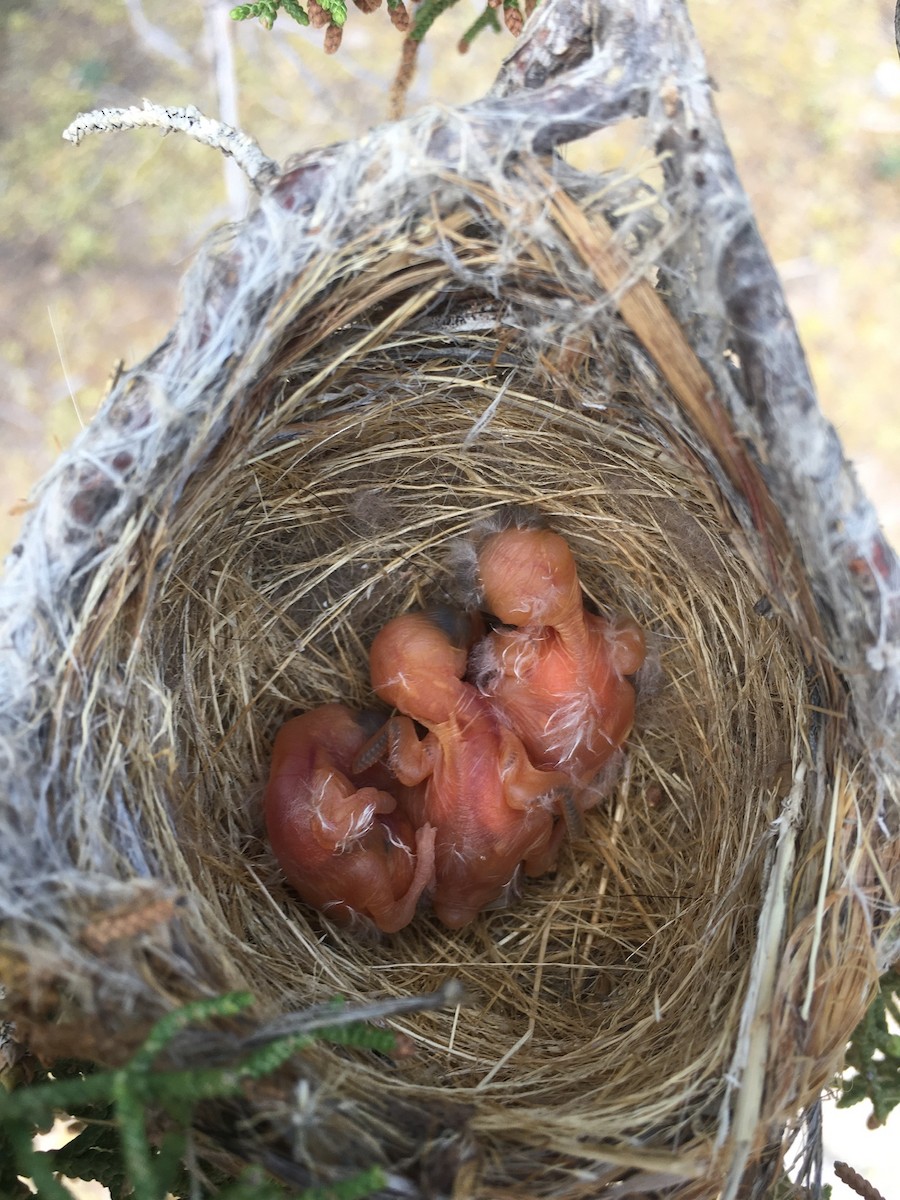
[2,3,899,1197]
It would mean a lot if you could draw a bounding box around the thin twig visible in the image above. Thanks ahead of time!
[123,0,193,68]
[834,1161,887,1200]
[62,99,280,191]
[239,979,466,1047]
[204,0,248,219]
[718,757,807,1200]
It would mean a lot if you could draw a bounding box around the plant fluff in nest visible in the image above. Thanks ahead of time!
[1,101,898,1199]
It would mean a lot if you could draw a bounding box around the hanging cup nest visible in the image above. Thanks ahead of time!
[2,1,899,1196]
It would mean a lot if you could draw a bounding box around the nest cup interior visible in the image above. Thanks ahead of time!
[134,316,809,1177]
[1,98,889,1196]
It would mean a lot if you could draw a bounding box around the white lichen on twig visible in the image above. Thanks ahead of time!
[62,99,280,191]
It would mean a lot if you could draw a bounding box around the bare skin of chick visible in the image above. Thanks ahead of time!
[264,703,435,934]
[356,608,568,930]
[471,526,645,803]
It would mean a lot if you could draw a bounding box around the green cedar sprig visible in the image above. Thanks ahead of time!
[458,4,501,51]
[837,968,900,1125]
[0,990,393,1200]
[282,0,313,22]
[233,0,534,54]
[290,1167,390,1200]
[42,1114,131,1198]
[230,1,310,29]
[409,0,464,41]
[315,0,348,26]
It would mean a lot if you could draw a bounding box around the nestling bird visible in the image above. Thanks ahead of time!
[468,522,646,807]
[264,703,435,934]
[355,607,569,929]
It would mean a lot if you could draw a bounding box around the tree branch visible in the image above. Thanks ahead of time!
[475,0,899,802]
[62,99,279,191]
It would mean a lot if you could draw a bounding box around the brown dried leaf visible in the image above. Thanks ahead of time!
[389,2,410,31]
[324,22,344,53]
[307,0,331,27]
[504,4,523,35]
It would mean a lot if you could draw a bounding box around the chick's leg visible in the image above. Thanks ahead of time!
[522,815,568,877]
[354,716,438,787]
[367,823,437,934]
[498,729,568,810]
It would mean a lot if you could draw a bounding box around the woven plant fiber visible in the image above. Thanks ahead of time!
[1,1,898,1197]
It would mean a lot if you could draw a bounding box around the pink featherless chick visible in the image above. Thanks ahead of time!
[468,522,646,809]
[264,703,435,934]
[354,608,570,930]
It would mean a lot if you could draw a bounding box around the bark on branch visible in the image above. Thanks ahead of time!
[478,0,899,806]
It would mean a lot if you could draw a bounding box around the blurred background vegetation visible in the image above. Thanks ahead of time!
[1,0,899,560]
[1,0,899,1193]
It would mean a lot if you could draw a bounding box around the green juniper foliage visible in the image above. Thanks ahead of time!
[231,0,523,51]
[229,0,348,30]
[458,5,501,50]
[230,1,291,29]
[0,991,393,1200]
[837,967,900,1126]
[408,0,462,42]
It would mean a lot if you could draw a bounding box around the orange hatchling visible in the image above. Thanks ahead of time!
[470,523,645,811]
[264,703,436,933]
[355,608,569,929]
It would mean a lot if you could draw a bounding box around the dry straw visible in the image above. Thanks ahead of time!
[2,1,899,1196]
